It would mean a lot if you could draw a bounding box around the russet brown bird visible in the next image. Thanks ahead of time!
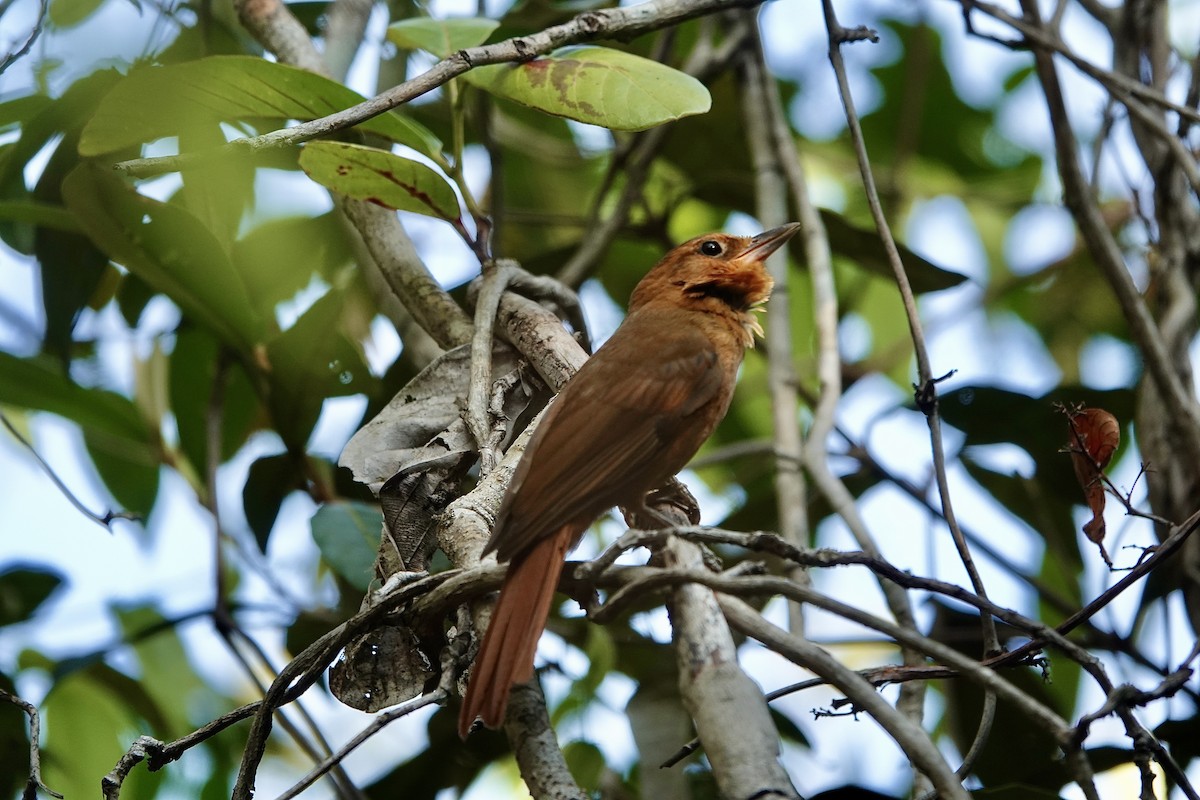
[458,224,801,738]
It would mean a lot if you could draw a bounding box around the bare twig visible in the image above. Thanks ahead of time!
[555,14,755,288]
[1009,0,1200,469]
[321,0,374,82]
[0,411,140,531]
[823,1,998,660]
[738,23,810,638]
[273,691,446,800]
[114,0,765,178]
[1,690,62,800]
[721,595,974,799]
[0,0,47,77]
[466,260,518,473]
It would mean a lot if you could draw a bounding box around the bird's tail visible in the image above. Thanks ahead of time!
[458,527,572,738]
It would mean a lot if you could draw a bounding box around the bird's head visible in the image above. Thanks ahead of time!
[630,224,801,341]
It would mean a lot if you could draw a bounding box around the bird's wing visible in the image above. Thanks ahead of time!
[488,313,726,560]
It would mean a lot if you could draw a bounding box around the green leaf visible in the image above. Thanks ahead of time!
[176,123,257,246]
[299,141,461,221]
[463,46,711,131]
[265,287,373,448]
[311,501,382,590]
[231,212,353,317]
[0,200,80,231]
[80,56,442,159]
[48,0,106,28]
[0,94,52,138]
[62,163,266,351]
[243,453,301,551]
[0,353,161,514]
[0,352,148,441]
[822,209,968,293]
[41,665,167,799]
[0,566,64,626]
[387,17,500,57]
[562,740,605,792]
[168,327,263,478]
[84,426,160,518]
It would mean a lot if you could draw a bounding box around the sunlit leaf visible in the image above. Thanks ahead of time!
[231,212,352,317]
[48,0,106,29]
[387,17,500,57]
[463,46,710,131]
[80,56,442,158]
[0,200,80,231]
[299,141,461,221]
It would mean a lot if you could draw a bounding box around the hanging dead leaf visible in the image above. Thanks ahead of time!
[1066,407,1120,551]
[329,625,436,711]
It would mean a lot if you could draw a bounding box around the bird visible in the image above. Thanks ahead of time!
[458,223,801,738]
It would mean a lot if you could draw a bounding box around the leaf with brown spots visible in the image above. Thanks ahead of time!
[462,46,711,132]
[299,141,461,222]
[1067,407,1120,551]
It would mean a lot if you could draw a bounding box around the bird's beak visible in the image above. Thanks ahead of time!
[736,223,802,265]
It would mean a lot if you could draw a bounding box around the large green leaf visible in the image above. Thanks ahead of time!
[299,141,461,221]
[168,327,263,480]
[62,163,266,352]
[231,212,353,318]
[264,287,373,448]
[0,352,149,441]
[387,17,500,57]
[84,426,160,518]
[79,56,442,158]
[310,501,383,590]
[463,46,711,131]
[0,200,80,232]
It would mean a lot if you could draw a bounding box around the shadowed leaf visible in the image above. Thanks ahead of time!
[387,17,500,57]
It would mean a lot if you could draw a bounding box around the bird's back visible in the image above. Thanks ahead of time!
[487,304,742,562]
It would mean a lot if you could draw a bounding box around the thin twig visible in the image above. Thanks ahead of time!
[1,689,63,800]
[0,411,140,531]
[114,0,765,178]
[822,0,998,659]
[0,0,47,76]
[720,595,971,800]
[738,25,810,637]
[467,260,517,473]
[272,691,446,800]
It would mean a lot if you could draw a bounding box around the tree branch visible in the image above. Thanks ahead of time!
[114,0,765,178]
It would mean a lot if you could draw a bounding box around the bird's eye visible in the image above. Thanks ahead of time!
[699,240,723,256]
